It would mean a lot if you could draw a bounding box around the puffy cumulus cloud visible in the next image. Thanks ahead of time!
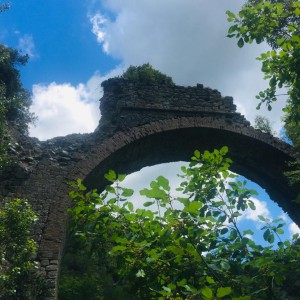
[18,34,37,58]
[29,68,123,141]
[89,0,286,133]
[29,80,100,141]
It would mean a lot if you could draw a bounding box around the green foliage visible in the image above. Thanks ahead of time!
[0,84,10,171]
[227,0,300,196]
[62,147,300,299]
[253,115,274,134]
[0,198,44,299]
[121,63,174,85]
[0,44,35,173]
[226,0,300,123]
[0,44,34,130]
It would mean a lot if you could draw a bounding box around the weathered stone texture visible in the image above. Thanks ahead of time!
[0,78,299,299]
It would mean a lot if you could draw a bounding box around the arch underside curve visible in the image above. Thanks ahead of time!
[82,117,298,224]
[41,116,299,264]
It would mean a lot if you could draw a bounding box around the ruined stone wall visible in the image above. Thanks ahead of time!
[0,78,299,299]
[99,78,250,132]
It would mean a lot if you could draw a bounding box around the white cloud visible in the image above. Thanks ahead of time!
[89,13,109,52]
[241,197,272,222]
[289,222,300,237]
[29,68,123,140]
[89,0,286,133]
[29,80,100,140]
[18,34,37,58]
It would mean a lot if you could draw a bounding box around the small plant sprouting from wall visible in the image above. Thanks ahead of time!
[121,63,174,85]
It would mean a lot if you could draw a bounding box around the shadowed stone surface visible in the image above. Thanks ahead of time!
[1,78,299,299]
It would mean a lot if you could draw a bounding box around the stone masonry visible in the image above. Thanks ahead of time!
[0,78,299,299]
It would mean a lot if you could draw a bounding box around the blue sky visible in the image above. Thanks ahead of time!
[1,0,299,241]
[0,0,118,87]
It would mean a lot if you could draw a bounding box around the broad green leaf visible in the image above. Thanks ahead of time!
[206,276,215,284]
[188,201,202,212]
[177,197,190,206]
[275,228,284,235]
[105,185,115,193]
[217,287,232,297]
[263,229,274,243]
[237,37,244,48]
[241,237,249,245]
[121,187,134,197]
[197,243,207,252]
[117,173,126,182]
[124,213,135,221]
[194,149,200,158]
[229,230,237,240]
[112,245,127,252]
[226,10,236,20]
[114,236,128,244]
[220,227,229,235]
[218,215,227,223]
[276,37,285,46]
[221,261,230,271]
[258,215,266,222]
[177,279,187,286]
[157,176,170,191]
[263,229,271,241]
[184,285,197,293]
[140,188,166,200]
[127,202,134,212]
[143,201,155,207]
[201,286,213,299]
[104,170,116,182]
[228,25,238,34]
[248,201,256,210]
[162,286,171,293]
[76,179,87,191]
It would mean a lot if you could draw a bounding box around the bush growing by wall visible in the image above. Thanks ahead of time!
[121,63,174,85]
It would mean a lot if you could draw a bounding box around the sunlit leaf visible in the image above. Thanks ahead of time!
[201,286,213,299]
[104,170,116,182]
[217,287,232,297]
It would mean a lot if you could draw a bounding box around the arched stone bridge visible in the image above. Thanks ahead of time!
[1,78,299,299]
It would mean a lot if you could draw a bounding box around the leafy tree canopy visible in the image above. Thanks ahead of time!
[0,44,33,127]
[226,0,300,192]
[254,115,274,134]
[0,44,35,172]
[60,147,300,299]
[0,198,44,299]
[226,0,300,124]
[121,63,174,85]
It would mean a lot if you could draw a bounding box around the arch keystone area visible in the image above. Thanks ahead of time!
[1,78,299,299]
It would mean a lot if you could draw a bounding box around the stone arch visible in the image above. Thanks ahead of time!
[1,78,299,299]
[40,117,298,298]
